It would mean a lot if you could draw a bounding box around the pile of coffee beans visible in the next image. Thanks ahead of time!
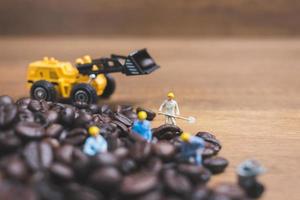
[0,95,260,200]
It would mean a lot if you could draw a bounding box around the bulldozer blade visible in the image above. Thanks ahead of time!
[124,49,160,76]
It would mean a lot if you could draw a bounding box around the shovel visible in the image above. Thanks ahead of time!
[158,112,196,124]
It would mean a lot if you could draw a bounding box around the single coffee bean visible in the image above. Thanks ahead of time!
[44,110,59,124]
[152,124,182,140]
[196,132,222,153]
[0,95,14,105]
[153,141,175,161]
[120,159,138,174]
[130,141,152,163]
[60,106,75,125]
[4,156,29,181]
[55,144,74,164]
[90,152,119,168]
[136,107,156,121]
[120,172,158,197]
[113,112,133,127]
[61,128,87,145]
[28,99,43,112]
[23,141,54,171]
[46,123,64,138]
[74,112,93,128]
[0,104,17,128]
[89,104,100,114]
[88,167,122,191]
[177,164,211,184]
[16,97,31,109]
[49,162,74,182]
[213,183,246,200]
[64,183,104,200]
[163,169,192,196]
[0,129,22,153]
[203,157,229,174]
[18,108,35,122]
[16,121,46,139]
[191,186,212,200]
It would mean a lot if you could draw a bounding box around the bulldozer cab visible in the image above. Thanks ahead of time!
[76,49,159,76]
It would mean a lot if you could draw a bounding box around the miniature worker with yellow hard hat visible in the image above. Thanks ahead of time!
[159,92,180,125]
[83,126,108,156]
[180,132,205,165]
[132,111,152,142]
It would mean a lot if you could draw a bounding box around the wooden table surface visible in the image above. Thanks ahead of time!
[0,37,299,200]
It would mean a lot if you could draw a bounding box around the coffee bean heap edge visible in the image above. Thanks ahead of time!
[0,95,260,200]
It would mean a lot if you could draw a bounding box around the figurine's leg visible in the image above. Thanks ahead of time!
[171,117,176,125]
[195,152,202,165]
[166,116,172,124]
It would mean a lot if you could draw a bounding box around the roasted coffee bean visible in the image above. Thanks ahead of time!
[3,156,28,181]
[16,97,31,109]
[113,112,133,127]
[212,183,246,200]
[117,105,134,113]
[100,104,113,115]
[146,157,163,174]
[49,162,74,182]
[0,95,14,105]
[202,147,217,159]
[46,123,64,138]
[0,104,17,127]
[130,142,152,163]
[16,121,45,139]
[120,172,158,197]
[28,99,43,112]
[136,107,156,121]
[61,128,87,145]
[44,110,59,124]
[55,144,74,164]
[0,180,37,200]
[64,183,104,200]
[204,157,229,174]
[34,180,64,200]
[152,124,182,140]
[163,169,192,196]
[111,120,129,133]
[60,106,75,125]
[74,112,93,128]
[153,141,175,161]
[18,108,35,122]
[89,104,100,114]
[90,152,119,168]
[88,167,122,191]
[196,131,222,153]
[191,186,212,200]
[177,164,211,184]
[23,141,53,170]
[0,129,21,153]
[120,159,138,174]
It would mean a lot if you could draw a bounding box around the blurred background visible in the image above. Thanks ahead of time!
[1,0,300,37]
[0,1,300,200]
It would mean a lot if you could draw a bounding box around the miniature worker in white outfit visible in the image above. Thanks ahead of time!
[159,92,180,125]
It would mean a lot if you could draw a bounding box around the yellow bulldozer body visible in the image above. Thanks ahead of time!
[27,57,107,98]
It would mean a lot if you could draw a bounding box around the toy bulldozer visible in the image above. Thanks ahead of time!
[27,49,159,104]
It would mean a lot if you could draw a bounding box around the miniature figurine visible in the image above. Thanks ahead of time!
[236,159,266,198]
[159,92,180,125]
[27,49,159,105]
[83,126,108,156]
[132,111,152,142]
[180,132,205,165]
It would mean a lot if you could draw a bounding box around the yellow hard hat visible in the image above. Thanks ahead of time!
[167,92,175,98]
[89,126,100,136]
[180,132,191,142]
[137,111,147,120]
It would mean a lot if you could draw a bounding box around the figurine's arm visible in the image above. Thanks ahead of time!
[175,101,180,115]
[83,138,96,156]
[159,100,166,112]
[98,136,108,153]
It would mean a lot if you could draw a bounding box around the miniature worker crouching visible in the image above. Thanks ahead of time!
[132,111,152,142]
[236,159,266,198]
[83,126,108,156]
[159,92,180,125]
[180,132,205,165]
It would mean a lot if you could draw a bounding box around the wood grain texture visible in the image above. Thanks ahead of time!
[0,37,299,200]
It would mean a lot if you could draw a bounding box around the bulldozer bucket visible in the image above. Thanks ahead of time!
[123,49,160,76]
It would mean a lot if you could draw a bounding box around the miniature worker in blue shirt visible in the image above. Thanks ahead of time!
[83,126,108,156]
[132,111,152,142]
[180,132,205,165]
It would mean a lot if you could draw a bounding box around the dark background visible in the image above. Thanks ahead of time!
[1,0,300,36]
